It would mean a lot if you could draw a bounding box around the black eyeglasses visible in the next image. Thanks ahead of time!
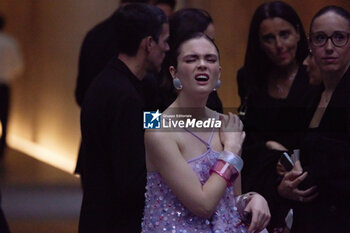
[310,31,350,47]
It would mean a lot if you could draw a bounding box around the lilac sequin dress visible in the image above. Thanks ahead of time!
[142,124,248,233]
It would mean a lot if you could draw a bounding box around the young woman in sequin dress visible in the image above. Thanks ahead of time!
[142,33,270,233]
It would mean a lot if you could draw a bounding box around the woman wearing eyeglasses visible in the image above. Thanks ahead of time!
[278,5,350,233]
[236,2,315,232]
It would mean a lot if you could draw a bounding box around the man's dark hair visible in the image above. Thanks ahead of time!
[154,0,176,10]
[0,15,5,31]
[115,3,167,56]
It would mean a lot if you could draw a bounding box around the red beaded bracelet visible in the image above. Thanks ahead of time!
[209,160,239,187]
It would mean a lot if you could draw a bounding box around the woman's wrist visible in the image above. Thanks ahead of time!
[210,150,244,187]
[209,151,244,187]
[223,144,242,155]
[218,150,244,173]
[209,160,238,187]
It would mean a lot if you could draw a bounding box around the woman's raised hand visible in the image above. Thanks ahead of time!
[219,112,245,155]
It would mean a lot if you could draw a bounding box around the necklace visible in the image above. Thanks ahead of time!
[270,66,299,95]
[275,76,294,93]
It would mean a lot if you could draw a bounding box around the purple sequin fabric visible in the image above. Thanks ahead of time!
[141,149,248,233]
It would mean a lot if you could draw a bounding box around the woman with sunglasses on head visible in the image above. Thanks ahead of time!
[278,5,350,233]
[142,32,270,233]
[236,1,314,232]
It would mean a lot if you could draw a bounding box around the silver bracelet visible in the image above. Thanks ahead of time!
[218,151,244,172]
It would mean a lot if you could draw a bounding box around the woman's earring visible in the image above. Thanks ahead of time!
[213,79,221,91]
[173,77,183,90]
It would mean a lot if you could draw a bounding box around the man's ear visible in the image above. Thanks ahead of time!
[169,66,177,78]
[145,36,154,53]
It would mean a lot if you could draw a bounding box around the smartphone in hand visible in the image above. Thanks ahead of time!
[279,152,294,171]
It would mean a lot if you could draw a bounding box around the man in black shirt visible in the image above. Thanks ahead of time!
[78,4,169,233]
[74,0,151,176]
[74,0,150,107]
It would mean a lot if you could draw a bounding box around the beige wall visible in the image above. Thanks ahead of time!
[0,0,119,171]
[0,0,349,172]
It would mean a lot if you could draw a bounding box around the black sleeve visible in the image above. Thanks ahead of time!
[300,135,350,196]
[109,97,146,200]
[301,87,350,194]
[75,33,92,107]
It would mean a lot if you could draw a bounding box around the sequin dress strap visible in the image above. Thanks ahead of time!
[184,112,218,149]
[207,113,217,144]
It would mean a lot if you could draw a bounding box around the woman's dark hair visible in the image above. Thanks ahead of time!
[169,32,220,68]
[243,1,308,89]
[168,8,213,50]
[159,8,213,97]
[310,5,350,34]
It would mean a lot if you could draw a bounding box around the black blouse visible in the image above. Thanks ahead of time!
[292,68,350,233]
[237,65,316,231]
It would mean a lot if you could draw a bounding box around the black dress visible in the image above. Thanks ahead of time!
[292,68,350,233]
[237,65,315,231]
